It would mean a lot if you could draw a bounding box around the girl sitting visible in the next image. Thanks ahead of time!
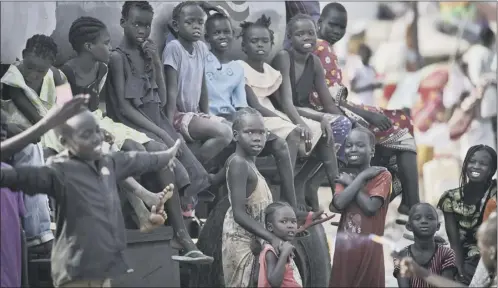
[393,203,457,288]
[163,2,233,165]
[438,145,497,284]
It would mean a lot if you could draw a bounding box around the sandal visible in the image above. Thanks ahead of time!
[172,250,214,265]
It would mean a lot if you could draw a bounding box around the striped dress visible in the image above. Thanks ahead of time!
[393,244,457,288]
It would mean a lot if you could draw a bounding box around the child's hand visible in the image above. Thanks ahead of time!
[367,112,392,131]
[142,39,158,56]
[101,129,115,145]
[280,241,295,253]
[360,166,387,181]
[400,257,427,279]
[42,94,89,129]
[297,124,313,152]
[320,115,336,146]
[336,172,354,186]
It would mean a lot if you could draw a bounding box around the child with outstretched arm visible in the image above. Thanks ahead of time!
[0,108,180,287]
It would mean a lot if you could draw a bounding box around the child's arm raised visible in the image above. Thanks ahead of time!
[227,156,281,248]
[108,51,174,146]
[354,168,390,217]
[1,95,88,161]
[311,55,343,115]
[1,165,64,200]
[265,242,294,288]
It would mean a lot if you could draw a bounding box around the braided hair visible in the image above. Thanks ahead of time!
[232,107,263,132]
[286,13,316,38]
[460,145,497,191]
[264,201,293,227]
[168,1,204,38]
[68,17,107,53]
[238,14,275,45]
[121,1,154,20]
[22,34,58,63]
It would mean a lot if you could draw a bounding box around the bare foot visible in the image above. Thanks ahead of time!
[142,184,174,208]
[140,186,173,232]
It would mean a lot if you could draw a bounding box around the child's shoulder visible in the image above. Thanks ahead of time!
[227,154,249,169]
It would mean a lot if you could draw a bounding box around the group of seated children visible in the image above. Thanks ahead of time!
[3,1,496,288]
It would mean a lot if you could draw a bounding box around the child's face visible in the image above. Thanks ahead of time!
[344,130,374,167]
[121,7,153,46]
[269,206,297,242]
[318,9,347,44]
[18,53,52,88]
[87,28,112,63]
[234,114,267,157]
[206,18,233,52]
[174,5,206,42]
[60,111,104,161]
[466,149,493,183]
[243,26,272,61]
[407,204,439,238]
[288,19,317,54]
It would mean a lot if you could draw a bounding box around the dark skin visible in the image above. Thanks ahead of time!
[318,7,420,215]
[330,130,386,216]
[272,19,343,205]
[1,95,89,161]
[110,7,176,146]
[265,206,298,288]
[396,204,454,288]
[165,5,232,164]
[228,114,284,253]
[443,149,494,276]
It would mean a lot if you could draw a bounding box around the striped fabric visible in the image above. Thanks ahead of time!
[393,244,457,288]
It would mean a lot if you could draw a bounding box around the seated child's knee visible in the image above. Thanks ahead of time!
[218,123,234,145]
[287,128,302,144]
[271,137,290,156]
[122,139,147,152]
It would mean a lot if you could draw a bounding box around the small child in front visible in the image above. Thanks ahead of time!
[0,109,180,287]
[329,126,392,287]
[257,202,302,288]
[393,203,457,288]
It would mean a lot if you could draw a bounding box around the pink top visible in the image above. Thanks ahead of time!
[258,244,302,288]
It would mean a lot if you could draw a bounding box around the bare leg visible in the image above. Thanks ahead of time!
[188,116,233,164]
[396,151,420,215]
[285,128,301,169]
[294,157,321,209]
[268,137,297,208]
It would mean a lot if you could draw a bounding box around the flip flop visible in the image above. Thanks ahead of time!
[172,250,214,265]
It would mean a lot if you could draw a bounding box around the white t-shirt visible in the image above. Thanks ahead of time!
[347,55,377,106]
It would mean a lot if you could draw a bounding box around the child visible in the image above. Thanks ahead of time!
[107,2,215,240]
[0,108,179,287]
[329,126,392,287]
[203,12,300,210]
[393,203,457,287]
[238,14,347,210]
[399,212,497,288]
[163,2,233,165]
[438,145,497,284]
[222,107,285,287]
[0,116,26,288]
[313,3,419,215]
[257,202,302,288]
[347,43,381,106]
[1,34,68,154]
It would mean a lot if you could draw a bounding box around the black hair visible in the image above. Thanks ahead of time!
[286,13,316,37]
[480,26,495,47]
[264,201,293,227]
[238,14,275,45]
[68,17,108,53]
[121,1,153,20]
[460,145,497,190]
[350,125,376,147]
[232,107,263,132]
[358,43,372,66]
[169,1,204,38]
[22,34,58,63]
[205,12,231,34]
[408,202,439,223]
[321,2,347,19]
[54,108,92,138]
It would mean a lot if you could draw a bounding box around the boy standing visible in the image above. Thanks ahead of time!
[1,109,179,287]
